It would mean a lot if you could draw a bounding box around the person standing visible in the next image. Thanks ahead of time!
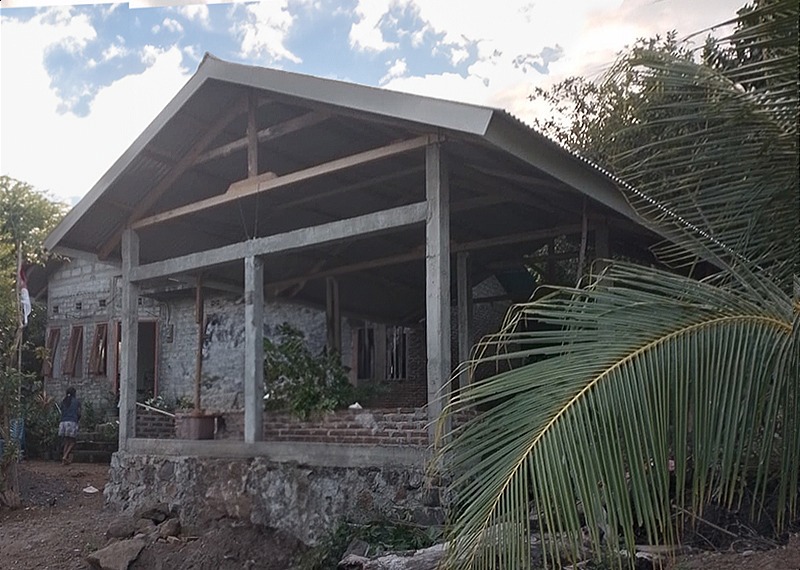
[58,387,81,465]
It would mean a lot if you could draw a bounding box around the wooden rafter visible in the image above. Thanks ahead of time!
[132,134,441,231]
[98,95,250,259]
[196,110,330,165]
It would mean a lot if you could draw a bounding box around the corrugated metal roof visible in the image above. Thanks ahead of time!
[40,54,669,321]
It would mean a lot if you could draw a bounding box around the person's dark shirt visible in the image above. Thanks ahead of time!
[61,397,81,423]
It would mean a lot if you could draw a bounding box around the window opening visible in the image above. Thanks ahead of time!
[63,326,84,377]
[42,328,61,377]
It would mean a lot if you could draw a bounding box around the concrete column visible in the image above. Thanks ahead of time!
[244,255,264,443]
[119,229,140,450]
[456,251,472,390]
[425,143,451,441]
[325,277,341,357]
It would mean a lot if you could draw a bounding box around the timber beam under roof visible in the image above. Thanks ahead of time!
[131,134,442,231]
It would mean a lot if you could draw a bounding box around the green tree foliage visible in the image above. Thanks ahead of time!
[0,177,66,491]
[0,176,67,365]
[439,1,798,568]
[263,323,353,419]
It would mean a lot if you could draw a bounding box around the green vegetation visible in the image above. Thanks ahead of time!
[0,176,67,501]
[263,322,353,419]
[299,519,441,570]
[439,1,798,568]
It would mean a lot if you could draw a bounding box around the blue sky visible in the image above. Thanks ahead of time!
[0,0,742,204]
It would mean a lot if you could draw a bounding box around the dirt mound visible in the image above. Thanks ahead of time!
[133,520,306,569]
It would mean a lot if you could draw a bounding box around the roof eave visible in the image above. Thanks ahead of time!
[483,112,644,223]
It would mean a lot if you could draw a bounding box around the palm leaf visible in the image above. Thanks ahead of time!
[601,0,798,292]
[439,264,796,568]
[437,5,798,568]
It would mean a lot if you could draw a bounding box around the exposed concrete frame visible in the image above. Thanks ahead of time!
[425,143,450,440]
[119,229,140,450]
[125,439,429,469]
[244,256,264,442]
[129,202,427,283]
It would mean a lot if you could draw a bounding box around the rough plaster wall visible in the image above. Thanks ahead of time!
[157,294,354,411]
[46,258,158,415]
[47,258,358,413]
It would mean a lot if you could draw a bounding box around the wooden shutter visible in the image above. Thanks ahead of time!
[88,323,108,375]
[63,326,83,377]
[42,328,61,377]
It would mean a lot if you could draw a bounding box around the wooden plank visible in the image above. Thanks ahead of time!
[425,143,451,441]
[456,251,472,390]
[132,134,439,230]
[196,111,329,164]
[194,275,204,412]
[268,165,424,213]
[130,201,427,283]
[244,256,264,443]
[119,229,140,451]
[453,223,585,252]
[325,277,341,356]
[247,91,259,178]
[98,96,249,259]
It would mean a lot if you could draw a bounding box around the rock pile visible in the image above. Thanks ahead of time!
[86,502,184,570]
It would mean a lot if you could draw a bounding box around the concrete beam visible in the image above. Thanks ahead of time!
[425,143,451,441]
[130,201,427,283]
[119,229,140,451]
[123,439,429,469]
[244,256,264,442]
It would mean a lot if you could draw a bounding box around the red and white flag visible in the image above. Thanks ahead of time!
[19,266,31,326]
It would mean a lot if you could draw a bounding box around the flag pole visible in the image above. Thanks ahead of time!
[16,241,23,398]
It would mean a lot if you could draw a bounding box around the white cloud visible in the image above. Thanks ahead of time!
[0,8,190,202]
[235,0,301,64]
[176,3,210,27]
[380,57,407,84]
[162,17,184,33]
[371,0,743,125]
[349,0,398,52]
[102,42,129,62]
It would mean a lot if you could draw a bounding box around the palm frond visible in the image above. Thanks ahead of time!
[601,0,798,292]
[439,263,796,569]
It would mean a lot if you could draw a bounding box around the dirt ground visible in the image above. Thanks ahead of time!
[0,460,305,570]
[0,460,797,570]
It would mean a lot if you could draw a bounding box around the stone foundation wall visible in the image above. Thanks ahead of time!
[105,452,442,545]
[208,408,428,446]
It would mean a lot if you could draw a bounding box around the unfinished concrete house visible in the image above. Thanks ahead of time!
[43,55,662,542]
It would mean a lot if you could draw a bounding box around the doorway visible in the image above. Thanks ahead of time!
[115,321,159,399]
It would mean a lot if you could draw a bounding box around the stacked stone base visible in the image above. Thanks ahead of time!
[105,452,444,545]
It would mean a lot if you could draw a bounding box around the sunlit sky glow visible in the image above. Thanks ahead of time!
[0,0,742,204]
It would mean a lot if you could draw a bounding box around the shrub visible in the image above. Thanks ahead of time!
[264,323,352,419]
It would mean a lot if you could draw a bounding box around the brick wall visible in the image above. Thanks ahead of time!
[212,408,429,446]
[135,408,176,439]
